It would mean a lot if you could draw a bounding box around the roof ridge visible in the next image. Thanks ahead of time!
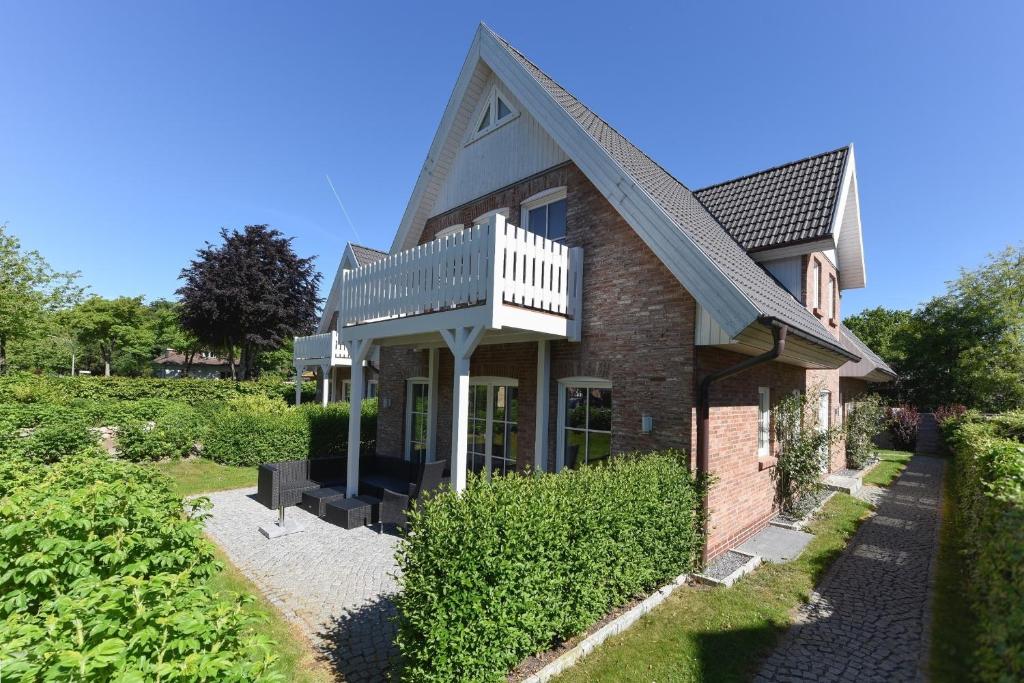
[350,243,388,254]
[695,144,851,194]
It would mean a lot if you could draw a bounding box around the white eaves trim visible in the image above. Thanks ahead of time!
[830,146,866,290]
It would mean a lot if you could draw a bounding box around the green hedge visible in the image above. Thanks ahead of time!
[944,415,1024,681]
[201,396,378,466]
[0,451,279,680]
[395,451,705,682]
[0,372,289,404]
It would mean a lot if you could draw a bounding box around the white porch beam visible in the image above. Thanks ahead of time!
[427,348,439,463]
[320,364,330,407]
[294,366,303,406]
[440,325,486,492]
[343,338,375,497]
[534,339,550,473]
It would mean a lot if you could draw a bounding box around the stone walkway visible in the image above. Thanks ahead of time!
[755,455,945,682]
[202,488,401,682]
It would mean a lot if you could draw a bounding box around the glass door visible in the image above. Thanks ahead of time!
[468,382,518,477]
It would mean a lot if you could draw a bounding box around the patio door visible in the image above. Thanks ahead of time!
[818,390,831,472]
[467,380,518,477]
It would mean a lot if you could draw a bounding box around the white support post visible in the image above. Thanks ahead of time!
[343,338,374,497]
[294,366,303,406]
[440,325,486,492]
[427,347,439,463]
[320,364,330,407]
[534,339,550,473]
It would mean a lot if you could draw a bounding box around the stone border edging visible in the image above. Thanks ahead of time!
[521,573,690,683]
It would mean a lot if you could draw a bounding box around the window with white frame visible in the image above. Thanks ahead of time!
[435,223,464,240]
[467,85,518,143]
[521,187,567,242]
[367,379,378,399]
[405,379,430,464]
[466,377,518,477]
[558,378,612,469]
[473,208,509,226]
[829,275,838,320]
[812,260,822,309]
[757,386,771,456]
[341,380,352,403]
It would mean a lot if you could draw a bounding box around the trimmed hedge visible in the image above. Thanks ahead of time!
[0,451,279,680]
[944,415,1024,681]
[0,372,289,404]
[395,451,705,682]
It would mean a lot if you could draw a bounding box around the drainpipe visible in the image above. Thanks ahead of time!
[695,321,788,561]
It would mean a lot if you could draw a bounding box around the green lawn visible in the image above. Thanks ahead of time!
[209,547,333,683]
[862,449,913,487]
[151,457,257,497]
[556,493,873,682]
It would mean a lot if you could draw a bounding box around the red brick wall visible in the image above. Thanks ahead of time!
[802,252,842,342]
[696,347,807,559]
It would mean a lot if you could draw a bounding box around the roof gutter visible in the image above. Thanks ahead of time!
[695,322,788,562]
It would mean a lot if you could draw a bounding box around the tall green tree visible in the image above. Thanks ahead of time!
[0,224,82,373]
[70,296,155,376]
[177,225,320,380]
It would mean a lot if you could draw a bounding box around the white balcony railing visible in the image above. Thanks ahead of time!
[339,217,583,332]
[293,330,350,365]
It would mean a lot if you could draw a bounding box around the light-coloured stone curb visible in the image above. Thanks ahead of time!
[770,490,836,531]
[694,549,761,588]
[522,573,690,683]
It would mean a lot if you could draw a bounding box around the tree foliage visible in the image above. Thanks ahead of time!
[846,244,1024,411]
[70,296,155,377]
[177,225,320,380]
[0,224,81,373]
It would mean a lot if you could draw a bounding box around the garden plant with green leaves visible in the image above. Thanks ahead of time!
[772,387,842,514]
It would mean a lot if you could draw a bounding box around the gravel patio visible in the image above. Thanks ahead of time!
[202,487,401,682]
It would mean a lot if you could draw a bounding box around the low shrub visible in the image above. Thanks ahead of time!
[0,417,99,464]
[934,404,967,426]
[844,394,887,469]
[395,451,705,682]
[886,404,920,451]
[285,380,317,405]
[945,417,1024,680]
[0,452,279,680]
[117,403,204,462]
[202,395,309,466]
[773,388,842,513]
[0,372,284,405]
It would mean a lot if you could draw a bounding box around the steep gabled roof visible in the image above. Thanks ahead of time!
[350,244,388,267]
[483,27,854,360]
[695,147,849,252]
[839,323,896,381]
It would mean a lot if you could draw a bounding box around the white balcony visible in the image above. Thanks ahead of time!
[293,330,350,367]
[338,214,583,347]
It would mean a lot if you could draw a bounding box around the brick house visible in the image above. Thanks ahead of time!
[297,24,893,559]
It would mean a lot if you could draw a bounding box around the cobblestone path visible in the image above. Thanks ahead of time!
[755,455,945,682]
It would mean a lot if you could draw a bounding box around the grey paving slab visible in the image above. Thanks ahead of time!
[755,455,946,683]
[738,525,814,563]
[201,488,401,682]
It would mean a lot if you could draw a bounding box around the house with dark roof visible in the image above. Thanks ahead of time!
[293,243,387,404]
[152,349,236,379]
[311,24,893,560]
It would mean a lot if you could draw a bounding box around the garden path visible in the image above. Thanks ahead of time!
[755,455,945,682]
[203,488,400,683]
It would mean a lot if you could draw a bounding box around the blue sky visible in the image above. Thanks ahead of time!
[2,1,1021,316]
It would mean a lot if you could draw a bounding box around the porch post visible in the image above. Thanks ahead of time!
[441,325,486,493]
[343,338,374,497]
[294,366,303,406]
[320,364,330,407]
[534,339,550,473]
[427,347,439,462]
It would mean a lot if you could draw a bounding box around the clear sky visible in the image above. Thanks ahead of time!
[2,1,1021,316]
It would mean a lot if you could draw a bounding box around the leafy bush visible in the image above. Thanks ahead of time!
[945,417,1024,680]
[285,380,317,406]
[117,403,204,462]
[886,404,920,451]
[844,394,887,469]
[772,388,841,513]
[395,451,705,682]
[0,417,99,464]
[934,404,967,426]
[0,372,285,405]
[0,452,279,680]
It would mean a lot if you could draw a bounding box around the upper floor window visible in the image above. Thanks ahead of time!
[812,260,822,310]
[829,275,838,321]
[473,208,509,226]
[435,223,464,240]
[521,187,567,243]
[467,86,518,144]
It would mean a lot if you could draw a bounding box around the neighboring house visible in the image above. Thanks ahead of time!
[309,24,894,560]
[152,349,235,379]
[293,243,387,405]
